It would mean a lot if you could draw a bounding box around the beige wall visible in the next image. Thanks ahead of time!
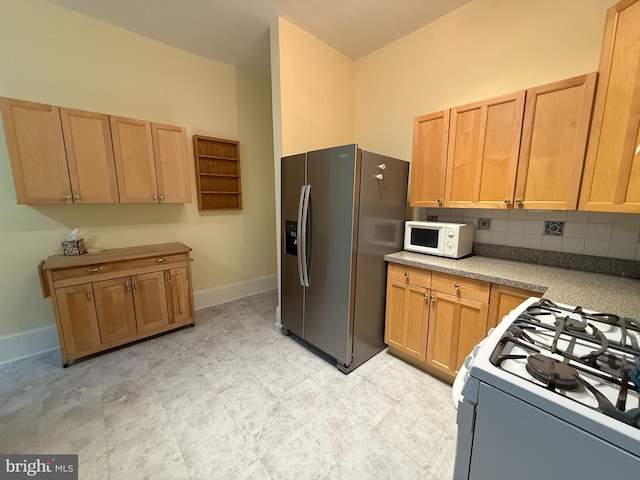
[278,18,355,156]
[0,0,276,336]
[354,0,613,161]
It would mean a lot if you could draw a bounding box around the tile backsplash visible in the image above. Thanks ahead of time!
[415,208,640,261]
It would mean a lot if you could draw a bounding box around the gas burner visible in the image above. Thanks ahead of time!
[526,354,580,390]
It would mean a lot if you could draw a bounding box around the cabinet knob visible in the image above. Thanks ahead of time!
[74,195,80,200]
[125,281,131,293]
[404,272,409,278]
[64,195,72,200]
[166,274,171,285]
[134,280,139,292]
[504,198,511,205]
[424,293,428,300]
[378,164,386,170]
[155,258,166,263]
[431,295,435,302]
[86,266,103,273]
[515,198,522,205]
[454,283,459,289]
[85,289,91,300]
[374,173,384,180]
[153,195,158,200]
[159,195,165,200]
[437,198,443,205]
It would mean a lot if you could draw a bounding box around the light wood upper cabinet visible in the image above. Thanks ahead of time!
[152,123,191,203]
[111,116,191,204]
[515,74,597,210]
[410,110,449,208]
[445,91,525,209]
[0,97,70,204]
[60,108,119,203]
[580,0,640,213]
[111,116,157,203]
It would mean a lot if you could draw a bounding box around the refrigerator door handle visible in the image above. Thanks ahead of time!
[296,186,306,287]
[300,185,311,287]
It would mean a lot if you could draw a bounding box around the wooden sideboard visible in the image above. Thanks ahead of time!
[39,242,195,367]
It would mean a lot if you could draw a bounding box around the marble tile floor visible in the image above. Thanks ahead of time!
[0,289,458,480]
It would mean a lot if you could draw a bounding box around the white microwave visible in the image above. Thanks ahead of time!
[404,221,474,258]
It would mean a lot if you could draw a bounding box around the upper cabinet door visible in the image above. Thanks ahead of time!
[60,108,119,204]
[151,123,191,203]
[515,73,597,210]
[110,115,157,203]
[410,110,449,208]
[0,97,71,204]
[580,0,640,213]
[445,91,525,209]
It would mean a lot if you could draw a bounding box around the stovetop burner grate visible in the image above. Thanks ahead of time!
[490,298,640,429]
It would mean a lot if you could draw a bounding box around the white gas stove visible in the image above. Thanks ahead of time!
[453,297,640,480]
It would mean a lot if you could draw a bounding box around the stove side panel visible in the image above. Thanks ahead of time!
[468,382,640,480]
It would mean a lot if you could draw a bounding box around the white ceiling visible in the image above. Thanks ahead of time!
[45,0,472,74]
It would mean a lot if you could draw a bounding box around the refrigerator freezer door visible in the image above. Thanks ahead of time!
[304,144,358,366]
[281,153,306,338]
[350,152,408,367]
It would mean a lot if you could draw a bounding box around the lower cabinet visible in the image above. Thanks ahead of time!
[385,276,430,361]
[487,283,540,331]
[133,271,170,333]
[54,283,102,355]
[426,292,488,377]
[93,277,138,344]
[384,262,539,382]
[41,243,194,366]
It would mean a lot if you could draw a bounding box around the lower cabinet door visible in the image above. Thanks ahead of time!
[55,283,101,354]
[93,277,137,344]
[404,284,429,361]
[384,278,407,350]
[426,292,488,376]
[133,271,169,332]
[384,278,429,361]
[166,267,192,324]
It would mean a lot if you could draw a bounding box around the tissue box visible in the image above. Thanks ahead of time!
[61,239,87,256]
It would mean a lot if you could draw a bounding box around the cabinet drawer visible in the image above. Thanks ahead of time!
[387,263,431,288]
[431,272,489,303]
[128,253,188,269]
[52,260,130,280]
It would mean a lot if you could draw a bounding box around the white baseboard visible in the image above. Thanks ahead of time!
[0,275,278,366]
[0,325,60,366]
[194,274,277,310]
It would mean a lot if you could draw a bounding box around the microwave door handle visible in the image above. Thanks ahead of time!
[296,186,306,287]
[300,185,311,287]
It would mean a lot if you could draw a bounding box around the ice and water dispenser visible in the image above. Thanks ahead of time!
[285,221,297,256]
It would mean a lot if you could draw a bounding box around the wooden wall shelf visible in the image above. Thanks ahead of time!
[193,135,242,211]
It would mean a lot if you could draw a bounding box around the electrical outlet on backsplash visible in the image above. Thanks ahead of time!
[414,208,640,261]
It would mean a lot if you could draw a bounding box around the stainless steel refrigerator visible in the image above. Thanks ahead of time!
[280,144,408,373]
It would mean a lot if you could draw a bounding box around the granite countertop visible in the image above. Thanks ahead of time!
[385,251,640,319]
